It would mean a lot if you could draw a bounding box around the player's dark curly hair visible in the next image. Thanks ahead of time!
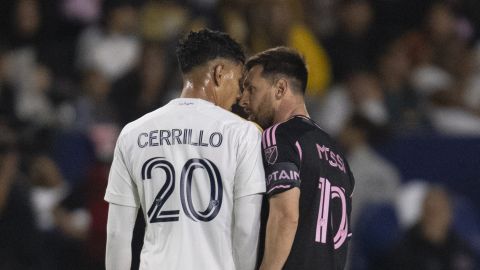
[246,47,308,94]
[176,29,245,73]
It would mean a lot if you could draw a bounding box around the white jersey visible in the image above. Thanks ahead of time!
[104,98,265,270]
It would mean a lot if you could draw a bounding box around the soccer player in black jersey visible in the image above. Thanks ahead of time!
[240,47,355,270]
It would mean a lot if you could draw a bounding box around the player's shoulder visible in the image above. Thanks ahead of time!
[208,106,244,123]
[262,116,305,140]
[207,106,262,133]
[118,107,167,138]
[263,115,329,144]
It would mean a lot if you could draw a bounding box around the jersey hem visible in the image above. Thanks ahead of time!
[234,182,266,199]
[104,192,139,208]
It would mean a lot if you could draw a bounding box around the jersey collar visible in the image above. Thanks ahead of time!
[170,98,215,107]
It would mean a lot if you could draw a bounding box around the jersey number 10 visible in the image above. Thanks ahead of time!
[315,177,349,249]
[141,157,223,223]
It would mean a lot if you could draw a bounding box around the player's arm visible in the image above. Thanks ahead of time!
[105,203,138,270]
[260,188,300,270]
[233,122,267,270]
[259,124,302,270]
[233,193,263,270]
[104,133,141,270]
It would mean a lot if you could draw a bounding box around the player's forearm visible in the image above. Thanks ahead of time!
[260,213,298,270]
[233,194,262,270]
[105,203,138,270]
[105,229,133,270]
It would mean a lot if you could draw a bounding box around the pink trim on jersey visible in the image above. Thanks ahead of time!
[262,129,267,149]
[295,141,302,161]
[267,184,291,194]
[271,124,279,145]
[266,126,272,147]
[262,122,283,149]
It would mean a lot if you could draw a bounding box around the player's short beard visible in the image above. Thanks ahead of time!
[255,104,275,129]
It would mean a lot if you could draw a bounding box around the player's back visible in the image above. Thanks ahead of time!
[111,98,263,270]
[261,116,354,270]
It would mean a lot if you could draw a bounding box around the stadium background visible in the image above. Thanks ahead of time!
[0,0,480,269]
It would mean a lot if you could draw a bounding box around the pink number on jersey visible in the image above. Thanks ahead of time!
[315,177,349,250]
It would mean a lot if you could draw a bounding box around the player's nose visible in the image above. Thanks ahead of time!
[236,91,242,102]
[238,92,249,109]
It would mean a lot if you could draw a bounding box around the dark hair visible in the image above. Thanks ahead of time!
[246,47,308,94]
[176,29,245,73]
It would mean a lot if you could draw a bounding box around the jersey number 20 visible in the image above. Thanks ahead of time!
[141,157,223,223]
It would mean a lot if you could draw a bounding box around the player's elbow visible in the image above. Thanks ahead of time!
[106,229,120,241]
[283,213,299,227]
[107,226,132,245]
[272,208,299,227]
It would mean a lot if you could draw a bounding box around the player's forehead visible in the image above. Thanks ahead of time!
[243,65,264,87]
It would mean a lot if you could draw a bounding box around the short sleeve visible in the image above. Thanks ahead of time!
[104,135,140,207]
[262,124,301,197]
[234,122,266,199]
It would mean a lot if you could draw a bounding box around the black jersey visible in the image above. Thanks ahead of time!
[259,115,355,270]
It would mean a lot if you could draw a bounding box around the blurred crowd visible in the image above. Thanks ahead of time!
[1,0,480,269]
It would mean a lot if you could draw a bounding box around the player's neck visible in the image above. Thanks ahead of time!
[180,88,209,100]
[179,76,215,103]
[273,98,309,124]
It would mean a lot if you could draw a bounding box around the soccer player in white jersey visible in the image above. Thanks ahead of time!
[104,29,266,270]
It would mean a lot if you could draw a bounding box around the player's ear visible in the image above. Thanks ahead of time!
[213,64,224,87]
[275,78,288,99]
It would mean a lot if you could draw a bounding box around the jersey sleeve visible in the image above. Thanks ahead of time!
[234,122,266,199]
[262,124,301,197]
[104,135,140,208]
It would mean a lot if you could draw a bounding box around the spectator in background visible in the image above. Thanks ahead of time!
[377,37,429,133]
[324,0,375,83]
[28,155,68,233]
[52,162,108,270]
[313,70,387,137]
[61,0,103,26]
[406,32,454,99]
[0,46,17,125]
[339,114,400,225]
[427,83,480,136]
[76,0,140,80]
[0,125,41,270]
[110,42,176,126]
[400,2,480,136]
[72,69,117,132]
[385,186,475,270]
[453,0,480,41]
[139,1,190,43]
[82,161,111,270]
[302,0,337,38]
[424,2,468,72]
[7,0,41,47]
[27,154,90,270]
[249,0,332,96]
[4,0,58,127]
[216,0,250,49]
[460,47,480,117]
[50,123,118,270]
[369,0,433,45]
